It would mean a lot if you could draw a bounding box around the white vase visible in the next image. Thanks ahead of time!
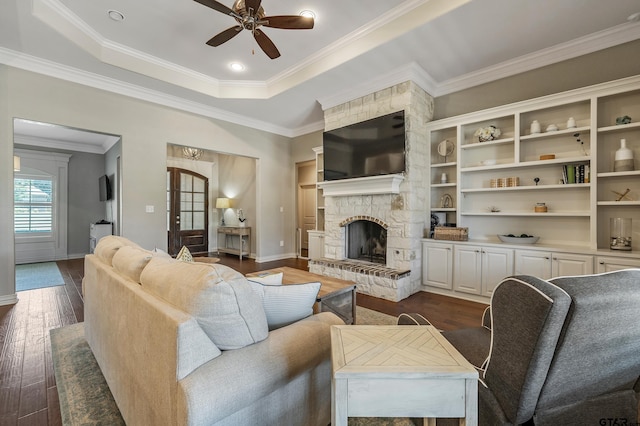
[530,120,541,134]
[614,139,634,172]
[239,221,246,227]
[567,117,576,128]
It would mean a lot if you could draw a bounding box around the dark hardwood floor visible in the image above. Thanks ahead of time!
[0,254,487,425]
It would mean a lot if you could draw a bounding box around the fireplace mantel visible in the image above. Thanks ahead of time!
[318,174,405,197]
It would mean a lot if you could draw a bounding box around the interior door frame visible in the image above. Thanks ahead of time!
[167,167,209,256]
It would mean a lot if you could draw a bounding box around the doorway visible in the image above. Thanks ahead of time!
[296,160,316,258]
[167,168,209,256]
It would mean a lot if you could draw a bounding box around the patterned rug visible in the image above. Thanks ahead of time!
[50,310,422,426]
[15,261,65,291]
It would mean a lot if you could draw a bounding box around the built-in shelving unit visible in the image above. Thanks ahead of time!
[427,75,640,253]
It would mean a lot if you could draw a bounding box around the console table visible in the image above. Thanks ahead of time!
[217,226,251,260]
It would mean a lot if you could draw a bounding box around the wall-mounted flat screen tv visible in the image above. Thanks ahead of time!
[99,174,112,201]
[323,110,405,181]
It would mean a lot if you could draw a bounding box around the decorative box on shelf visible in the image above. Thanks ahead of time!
[434,226,469,241]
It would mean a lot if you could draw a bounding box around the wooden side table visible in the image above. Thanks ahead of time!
[217,226,251,260]
[331,325,478,425]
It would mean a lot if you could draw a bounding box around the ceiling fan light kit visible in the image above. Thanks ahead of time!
[194,0,314,59]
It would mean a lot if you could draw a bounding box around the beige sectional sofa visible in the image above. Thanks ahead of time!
[83,236,343,426]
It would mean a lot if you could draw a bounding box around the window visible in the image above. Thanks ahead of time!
[14,176,54,233]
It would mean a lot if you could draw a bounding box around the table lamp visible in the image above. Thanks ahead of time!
[216,197,230,226]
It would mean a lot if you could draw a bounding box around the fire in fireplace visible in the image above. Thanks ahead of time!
[346,220,387,265]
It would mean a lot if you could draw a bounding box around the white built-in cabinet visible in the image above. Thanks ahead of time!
[453,245,513,297]
[595,256,640,273]
[514,250,593,279]
[421,242,453,289]
[423,76,640,302]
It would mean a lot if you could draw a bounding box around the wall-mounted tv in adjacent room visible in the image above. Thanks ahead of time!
[99,174,112,201]
[323,110,406,181]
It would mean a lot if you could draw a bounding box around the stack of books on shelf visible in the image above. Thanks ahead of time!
[562,164,589,184]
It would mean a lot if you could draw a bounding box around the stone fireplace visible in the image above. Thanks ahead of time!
[309,81,434,302]
[344,217,387,265]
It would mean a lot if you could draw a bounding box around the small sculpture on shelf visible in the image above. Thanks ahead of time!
[611,188,632,202]
[440,193,453,208]
[616,115,632,125]
[237,209,247,227]
[533,177,540,186]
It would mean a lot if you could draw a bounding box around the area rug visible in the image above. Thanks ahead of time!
[15,261,65,291]
[356,306,397,325]
[50,310,417,426]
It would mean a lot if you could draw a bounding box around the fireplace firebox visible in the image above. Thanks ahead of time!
[345,220,387,265]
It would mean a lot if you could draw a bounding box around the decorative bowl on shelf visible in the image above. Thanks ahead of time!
[497,234,540,244]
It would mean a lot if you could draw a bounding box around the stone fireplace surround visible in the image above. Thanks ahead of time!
[309,81,434,302]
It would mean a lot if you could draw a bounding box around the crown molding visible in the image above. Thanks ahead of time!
[32,0,469,101]
[433,22,640,97]
[0,47,294,137]
[13,134,111,154]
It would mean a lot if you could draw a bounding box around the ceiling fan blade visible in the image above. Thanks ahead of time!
[245,0,262,14]
[193,0,235,17]
[206,26,243,47]
[253,29,280,59]
[262,15,314,29]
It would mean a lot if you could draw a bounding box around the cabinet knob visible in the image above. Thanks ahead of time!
[599,261,605,265]
[552,257,557,261]
[545,257,550,260]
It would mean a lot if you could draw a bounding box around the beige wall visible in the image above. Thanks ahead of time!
[0,66,296,301]
[434,39,640,120]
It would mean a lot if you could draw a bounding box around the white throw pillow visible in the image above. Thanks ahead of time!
[246,272,283,286]
[248,280,321,330]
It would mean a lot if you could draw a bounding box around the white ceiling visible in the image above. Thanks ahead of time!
[3,0,640,146]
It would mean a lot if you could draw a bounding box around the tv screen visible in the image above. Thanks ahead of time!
[99,174,112,201]
[323,111,405,181]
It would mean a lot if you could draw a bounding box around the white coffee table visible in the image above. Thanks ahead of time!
[331,325,478,426]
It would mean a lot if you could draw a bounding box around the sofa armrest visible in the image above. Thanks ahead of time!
[177,312,343,426]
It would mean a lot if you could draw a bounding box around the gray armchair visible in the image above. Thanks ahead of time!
[400,269,640,425]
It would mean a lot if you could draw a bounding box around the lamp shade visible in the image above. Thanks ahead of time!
[13,155,20,172]
[216,197,230,209]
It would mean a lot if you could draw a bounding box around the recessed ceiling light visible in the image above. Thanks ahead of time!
[628,12,640,22]
[229,62,245,72]
[299,10,316,20]
[107,10,125,22]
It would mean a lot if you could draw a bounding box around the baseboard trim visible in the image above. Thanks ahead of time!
[0,293,19,306]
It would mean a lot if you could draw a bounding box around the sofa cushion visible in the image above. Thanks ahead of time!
[140,257,268,350]
[246,272,283,286]
[112,245,154,283]
[176,245,194,262]
[247,281,321,330]
[94,235,141,266]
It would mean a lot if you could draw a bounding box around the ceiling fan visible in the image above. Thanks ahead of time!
[193,0,314,59]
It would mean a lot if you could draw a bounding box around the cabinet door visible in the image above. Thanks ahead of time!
[422,242,453,289]
[596,256,640,273]
[454,245,482,295]
[481,247,514,297]
[552,253,593,277]
[515,250,552,279]
[308,231,324,260]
